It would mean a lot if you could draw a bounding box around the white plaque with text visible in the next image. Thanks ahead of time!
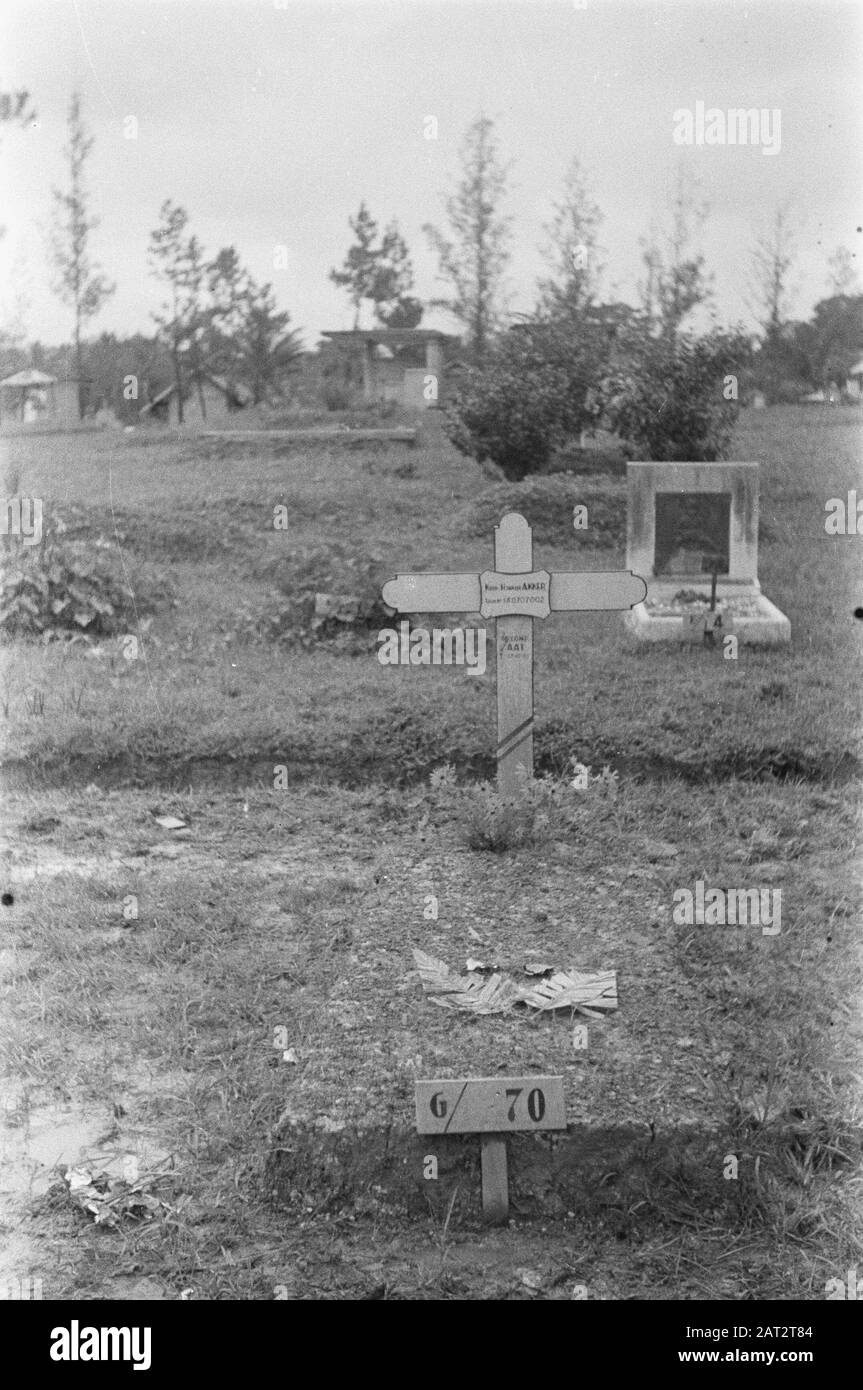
[479,569,551,620]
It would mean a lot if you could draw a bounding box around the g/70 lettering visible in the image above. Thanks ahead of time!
[429,1087,546,1122]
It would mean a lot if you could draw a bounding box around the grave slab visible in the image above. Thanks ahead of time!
[623,461,790,645]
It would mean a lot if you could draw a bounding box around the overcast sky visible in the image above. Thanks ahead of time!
[1,0,861,348]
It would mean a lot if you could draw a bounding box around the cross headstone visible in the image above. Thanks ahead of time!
[382,512,647,793]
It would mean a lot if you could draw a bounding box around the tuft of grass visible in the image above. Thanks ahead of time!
[440,759,623,851]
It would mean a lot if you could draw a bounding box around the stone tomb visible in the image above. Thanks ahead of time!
[623,461,790,645]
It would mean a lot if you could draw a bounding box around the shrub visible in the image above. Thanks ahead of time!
[604,325,752,461]
[261,542,392,650]
[464,474,625,548]
[444,309,613,481]
[0,513,165,640]
[547,443,630,477]
[2,542,144,639]
[769,378,814,406]
[322,381,354,412]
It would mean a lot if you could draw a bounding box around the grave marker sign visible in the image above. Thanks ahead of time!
[415,1074,566,1222]
[382,512,647,793]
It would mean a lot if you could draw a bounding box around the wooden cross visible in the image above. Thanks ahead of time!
[382,512,647,793]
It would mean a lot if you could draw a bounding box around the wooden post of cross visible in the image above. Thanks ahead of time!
[493,513,537,794]
[382,512,647,794]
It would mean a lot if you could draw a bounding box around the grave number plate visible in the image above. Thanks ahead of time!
[415,1075,566,1134]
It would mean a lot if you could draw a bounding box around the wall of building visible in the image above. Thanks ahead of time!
[167,383,235,427]
[368,359,446,408]
[403,368,437,409]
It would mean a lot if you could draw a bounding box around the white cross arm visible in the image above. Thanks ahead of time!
[550,570,647,611]
[382,569,647,615]
[382,573,480,614]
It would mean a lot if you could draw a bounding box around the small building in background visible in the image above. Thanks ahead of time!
[320,329,461,409]
[0,369,85,429]
[138,373,253,426]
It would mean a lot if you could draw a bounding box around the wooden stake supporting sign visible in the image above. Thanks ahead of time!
[415,1075,566,1223]
[383,513,647,793]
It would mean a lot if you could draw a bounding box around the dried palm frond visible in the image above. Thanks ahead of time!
[413,950,617,1019]
[519,968,618,1014]
[412,949,520,1014]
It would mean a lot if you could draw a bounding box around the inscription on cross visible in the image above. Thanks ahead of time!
[382,512,647,793]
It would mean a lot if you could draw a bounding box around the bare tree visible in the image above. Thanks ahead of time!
[148,201,205,424]
[0,87,35,245]
[0,91,35,350]
[537,156,603,314]
[0,88,35,128]
[180,233,209,418]
[423,115,512,364]
[639,167,712,339]
[148,203,213,420]
[827,245,859,297]
[49,91,115,418]
[748,202,799,345]
[206,245,251,396]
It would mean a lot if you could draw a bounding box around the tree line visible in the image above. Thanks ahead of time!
[3,92,302,422]
[1,95,860,427]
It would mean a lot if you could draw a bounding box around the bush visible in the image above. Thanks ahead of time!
[0,517,164,639]
[605,326,752,461]
[547,443,630,477]
[768,378,814,406]
[322,381,355,412]
[464,474,626,548]
[444,309,613,481]
[260,542,392,650]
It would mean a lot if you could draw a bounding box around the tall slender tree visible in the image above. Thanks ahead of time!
[423,115,512,364]
[1,87,35,248]
[372,221,422,327]
[205,245,250,394]
[207,247,303,404]
[148,201,209,423]
[639,167,711,339]
[180,232,209,418]
[748,203,798,347]
[330,205,421,328]
[243,281,304,404]
[827,245,859,297]
[537,156,603,314]
[49,91,115,418]
[329,202,381,329]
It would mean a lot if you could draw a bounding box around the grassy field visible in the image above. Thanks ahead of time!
[0,406,861,1300]
[2,409,861,786]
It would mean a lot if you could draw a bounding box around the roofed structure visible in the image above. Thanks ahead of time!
[0,369,57,388]
[321,328,460,408]
[0,369,84,428]
[139,371,253,425]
